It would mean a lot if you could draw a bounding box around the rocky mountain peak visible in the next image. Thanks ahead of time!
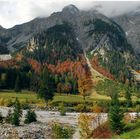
[62,4,79,14]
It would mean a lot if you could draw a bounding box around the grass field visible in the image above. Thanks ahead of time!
[0,90,39,102]
[0,90,44,106]
[0,90,111,103]
[0,90,138,107]
[0,90,112,108]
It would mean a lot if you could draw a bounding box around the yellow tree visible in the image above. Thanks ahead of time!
[78,113,93,138]
[78,77,93,101]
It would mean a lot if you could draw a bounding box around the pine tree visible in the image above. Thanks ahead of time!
[14,74,21,92]
[109,92,124,134]
[125,86,132,107]
[24,108,37,124]
[11,98,22,126]
[38,67,54,104]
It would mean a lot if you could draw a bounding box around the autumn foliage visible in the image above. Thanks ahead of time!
[78,113,112,139]
[91,122,112,139]
[0,59,17,69]
[47,57,93,95]
[0,55,93,94]
[90,56,114,80]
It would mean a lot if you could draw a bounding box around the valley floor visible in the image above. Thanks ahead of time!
[0,106,140,139]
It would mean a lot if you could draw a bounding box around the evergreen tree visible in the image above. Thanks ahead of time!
[38,67,54,104]
[11,98,22,126]
[30,72,39,92]
[5,68,16,89]
[109,92,124,134]
[15,74,21,92]
[24,108,37,124]
[125,86,132,107]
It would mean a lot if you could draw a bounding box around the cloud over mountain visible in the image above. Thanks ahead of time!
[0,0,140,28]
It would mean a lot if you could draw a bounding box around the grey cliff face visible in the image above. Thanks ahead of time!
[113,8,140,56]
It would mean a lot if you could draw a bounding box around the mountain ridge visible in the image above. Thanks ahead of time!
[0,5,120,53]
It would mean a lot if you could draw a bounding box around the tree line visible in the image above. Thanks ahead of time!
[0,61,78,95]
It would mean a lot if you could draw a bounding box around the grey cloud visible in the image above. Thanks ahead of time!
[0,0,140,28]
[95,1,140,17]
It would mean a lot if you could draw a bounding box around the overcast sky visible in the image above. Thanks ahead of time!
[0,0,140,29]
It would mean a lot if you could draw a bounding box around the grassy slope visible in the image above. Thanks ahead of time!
[114,120,140,139]
[118,127,140,139]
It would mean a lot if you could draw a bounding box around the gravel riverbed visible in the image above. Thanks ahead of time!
[0,106,137,139]
[0,106,81,138]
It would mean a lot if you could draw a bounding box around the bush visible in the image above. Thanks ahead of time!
[59,102,66,116]
[24,108,37,124]
[75,104,86,112]
[92,104,102,113]
[97,102,109,112]
[92,122,112,138]
[78,113,92,138]
[51,122,74,139]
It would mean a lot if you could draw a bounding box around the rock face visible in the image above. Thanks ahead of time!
[113,8,140,56]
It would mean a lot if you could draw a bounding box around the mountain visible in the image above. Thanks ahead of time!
[0,5,138,83]
[84,18,137,82]
[113,8,140,56]
[0,4,123,53]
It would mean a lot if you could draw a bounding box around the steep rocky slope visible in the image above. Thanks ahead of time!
[113,8,140,56]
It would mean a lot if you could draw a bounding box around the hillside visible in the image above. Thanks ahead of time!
[22,23,83,64]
